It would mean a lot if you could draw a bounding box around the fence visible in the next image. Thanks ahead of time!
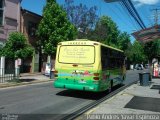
[0,68,19,83]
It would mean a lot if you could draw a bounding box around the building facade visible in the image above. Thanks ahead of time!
[0,0,21,46]
[20,9,42,73]
[0,0,42,73]
[0,0,21,73]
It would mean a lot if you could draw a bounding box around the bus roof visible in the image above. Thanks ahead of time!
[58,39,124,52]
[100,43,124,52]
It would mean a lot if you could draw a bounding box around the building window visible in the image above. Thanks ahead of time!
[28,21,37,37]
[0,0,4,26]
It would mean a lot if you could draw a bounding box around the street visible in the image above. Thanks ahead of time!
[1,0,160,119]
[0,70,148,118]
[124,69,149,85]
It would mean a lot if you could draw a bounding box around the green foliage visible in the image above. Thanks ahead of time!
[117,32,131,51]
[153,39,160,56]
[144,39,160,61]
[0,32,34,59]
[86,16,131,54]
[0,43,3,49]
[125,39,160,64]
[126,41,147,64]
[0,44,3,53]
[37,0,77,55]
[89,16,119,45]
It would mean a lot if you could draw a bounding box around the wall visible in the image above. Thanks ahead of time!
[0,0,21,44]
[20,9,42,73]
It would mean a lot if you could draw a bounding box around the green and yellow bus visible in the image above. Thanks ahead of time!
[54,40,126,92]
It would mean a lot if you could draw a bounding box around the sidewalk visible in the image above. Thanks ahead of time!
[0,73,53,88]
[81,78,160,119]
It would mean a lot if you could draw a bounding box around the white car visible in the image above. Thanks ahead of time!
[135,64,144,70]
[145,64,149,69]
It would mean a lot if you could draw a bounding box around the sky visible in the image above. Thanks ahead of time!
[21,0,160,41]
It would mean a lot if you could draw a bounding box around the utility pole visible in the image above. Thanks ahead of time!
[151,8,160,25]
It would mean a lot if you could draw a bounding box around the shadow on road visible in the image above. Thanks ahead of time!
[19,79,36,82]
[56,84,123,100]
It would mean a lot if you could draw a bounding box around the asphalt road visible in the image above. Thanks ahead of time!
[0,69,148,119]
[124,69,149,85]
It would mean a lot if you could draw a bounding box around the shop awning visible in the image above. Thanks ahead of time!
[132,25,160,43]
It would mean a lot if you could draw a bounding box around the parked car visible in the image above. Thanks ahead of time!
[135,64,144,70]
[145,64,149,69]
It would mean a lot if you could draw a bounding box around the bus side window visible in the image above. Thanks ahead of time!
[101,47,124,70]
[101,53,107,70]
[117,52,123,68]
[101,47,108,70]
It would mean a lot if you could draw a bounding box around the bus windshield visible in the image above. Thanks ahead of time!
[58,45,95,64]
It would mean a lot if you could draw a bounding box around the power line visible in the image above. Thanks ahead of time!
[104,0,146,29]
[121,0,145,29]
[127,0,146,28]
[107,3,128,27]
[117,1,139,30]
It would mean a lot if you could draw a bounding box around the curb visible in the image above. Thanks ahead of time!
[61,81,138,120]
[0,79,54,89]
[20,73,44,77]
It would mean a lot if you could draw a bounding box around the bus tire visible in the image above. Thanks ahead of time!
[120,75,125,86]
[109,80,113,92]
[122,75,126,80]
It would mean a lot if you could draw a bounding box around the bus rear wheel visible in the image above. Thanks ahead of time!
[120,75,125,86]
[109,80,113,92]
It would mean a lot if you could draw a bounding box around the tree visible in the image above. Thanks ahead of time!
[152,39,160,57]
[88,16,119,45]
[0,44,3,51]
[63,0,98,39]
[143,39,160,75]
[144,39,160,62]
[117,32,131,51]
[37,0,77,56]
[126,41,146,64]
[0,32,33,59]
